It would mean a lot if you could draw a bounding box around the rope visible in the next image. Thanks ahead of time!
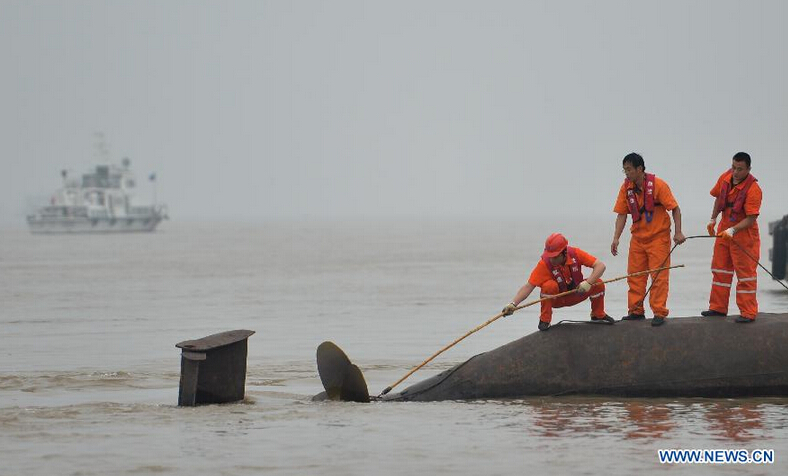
[635,234,788,310]
[375,352,485,401]
[636,242,680,308]
[727,236,788,291]
[553,319,615,326]
[680,234,788,292]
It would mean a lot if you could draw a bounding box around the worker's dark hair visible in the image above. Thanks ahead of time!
[623,152,645,171]
[732,152,751,168]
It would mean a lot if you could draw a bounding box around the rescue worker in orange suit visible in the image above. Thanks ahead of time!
[502,233,614,331]
[702,152,762,323]
[611,153,686,326]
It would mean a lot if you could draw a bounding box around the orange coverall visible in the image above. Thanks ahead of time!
[613,176,679,317]
[528,247,606,323]
[709,171,762,319]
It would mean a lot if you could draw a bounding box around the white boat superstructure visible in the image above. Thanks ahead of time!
[27,158,167,234]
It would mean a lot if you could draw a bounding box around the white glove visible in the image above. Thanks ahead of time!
[502,302,517,316]
[718,227,736,239]
[576,280,592,294]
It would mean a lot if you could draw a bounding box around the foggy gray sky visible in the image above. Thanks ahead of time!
[1,0,786,224]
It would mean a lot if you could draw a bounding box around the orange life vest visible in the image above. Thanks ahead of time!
[625,173,657,223]
[713,171,757,222]
[542,247,585,293]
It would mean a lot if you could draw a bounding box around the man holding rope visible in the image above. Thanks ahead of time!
[502,233,614,331]
[611,153,686,327]
[703,152,763,323]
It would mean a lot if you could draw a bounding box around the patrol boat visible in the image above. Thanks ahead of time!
[27,157,168,234]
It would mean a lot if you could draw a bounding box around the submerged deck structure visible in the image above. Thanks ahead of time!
[316,313,788,402]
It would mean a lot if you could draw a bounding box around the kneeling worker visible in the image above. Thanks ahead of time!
[502,233,613,331]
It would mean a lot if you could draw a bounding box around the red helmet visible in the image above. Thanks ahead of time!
[542,233,568,259]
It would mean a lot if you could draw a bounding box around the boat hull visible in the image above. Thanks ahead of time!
[382,313,788,401]
[27,215,163,234]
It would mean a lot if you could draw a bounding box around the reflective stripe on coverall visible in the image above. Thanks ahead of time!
[709,233,759,318]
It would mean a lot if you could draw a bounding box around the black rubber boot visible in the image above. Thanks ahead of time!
[735,316,755,323]
[621,313,645,321]
[651,316,666,326]
[538,321,551,331]
[701,310,727,317]
[591,315,616,324]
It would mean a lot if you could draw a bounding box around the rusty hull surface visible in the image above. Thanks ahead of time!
[381,313,788,402]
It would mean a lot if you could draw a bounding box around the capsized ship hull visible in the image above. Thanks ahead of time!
[378,313,788,402]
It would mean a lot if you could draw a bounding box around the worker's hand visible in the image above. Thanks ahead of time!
[502,302,517,316]
[611,238,619,256]
[706,219,716,236]
[673,231,686,245]
[576,280,592,294]
[717,227,736,239]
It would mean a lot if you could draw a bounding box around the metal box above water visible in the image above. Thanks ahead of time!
[176,329,255,406]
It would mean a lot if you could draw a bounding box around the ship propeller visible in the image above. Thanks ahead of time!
[315,342,370,403]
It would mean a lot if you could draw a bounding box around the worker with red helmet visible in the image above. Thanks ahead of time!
[702,152,762,322]
[502,233,613,331]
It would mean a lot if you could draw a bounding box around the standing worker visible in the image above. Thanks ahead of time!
[702,152,762,322]
[611,153,686,326]
[502,233,614,331]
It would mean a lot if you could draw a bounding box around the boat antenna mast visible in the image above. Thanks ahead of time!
[93,131,111,165]
[149,172,157,206]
